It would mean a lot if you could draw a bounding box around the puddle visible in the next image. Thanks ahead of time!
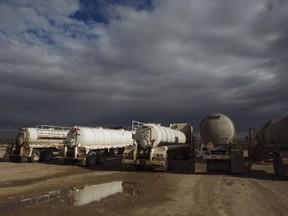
[0,181,140,210]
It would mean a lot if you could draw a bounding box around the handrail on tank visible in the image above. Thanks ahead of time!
[132,121,145,133]
[35,125,70,131]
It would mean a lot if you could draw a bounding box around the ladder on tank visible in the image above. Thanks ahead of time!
[131,121,145,139]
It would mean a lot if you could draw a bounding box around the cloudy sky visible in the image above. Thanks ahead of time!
[0,0,287,131]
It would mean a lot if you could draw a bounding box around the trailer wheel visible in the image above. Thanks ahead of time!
[97,151,106,164]
[272,153,279,176]
[29,149,41,163]
[86,152,97,167]
[42,149,53,162]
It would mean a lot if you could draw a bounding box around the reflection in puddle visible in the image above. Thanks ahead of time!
[1,181,139,210]
[69,181,123,206]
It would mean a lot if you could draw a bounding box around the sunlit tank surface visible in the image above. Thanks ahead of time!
[200,113,235,146]
[135,124,186,149]
[69,181,123,206]
[17,125,69,146]
[66,126,133,148]
[259,115,288,145]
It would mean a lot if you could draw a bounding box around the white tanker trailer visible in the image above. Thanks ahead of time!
[194,113,244,174]
[122,121,193,171]
[4,125,69,163]
[63,126,133,166]
[248,115,288,179]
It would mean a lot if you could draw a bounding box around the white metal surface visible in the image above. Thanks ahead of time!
[67,126,133,148]
[135,124,186,149]
[200,113,235,145]
[70,181,123,206]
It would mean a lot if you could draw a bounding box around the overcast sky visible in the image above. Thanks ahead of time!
[0,0,287,131]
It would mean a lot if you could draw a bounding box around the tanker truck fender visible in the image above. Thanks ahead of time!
[230,150,245,174]
[194,153,208,173]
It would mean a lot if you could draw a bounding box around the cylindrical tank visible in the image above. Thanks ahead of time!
[135,124,186,149]
[260,115,288,145]
[17,126,69,146]
[200,113,235,145]
[67,126,133,148]
[70,181,123,206]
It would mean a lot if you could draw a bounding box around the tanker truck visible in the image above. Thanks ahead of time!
[194,113,244,174]
[4,125,69,163]
[63,126,133,166]
[248,115,288,179]
[122,121,193,171]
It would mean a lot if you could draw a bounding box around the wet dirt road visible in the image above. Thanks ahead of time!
[0,147,288,216]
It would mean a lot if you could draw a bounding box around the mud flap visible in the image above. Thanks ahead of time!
[194,156,207,173]
[230,151,245,174]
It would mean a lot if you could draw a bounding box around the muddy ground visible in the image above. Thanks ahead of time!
[0,147,288,216]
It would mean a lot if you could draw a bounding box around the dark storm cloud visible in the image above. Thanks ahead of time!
[0,0,288,131]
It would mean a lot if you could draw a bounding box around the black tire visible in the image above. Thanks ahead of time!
[41,149,53,162]
[29,149,41,163]
[97,151,106,165]
[272,153,279,176]
[86,151,97,167]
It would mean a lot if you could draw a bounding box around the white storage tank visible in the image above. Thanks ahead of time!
[66,126,133,148]
[200,113,235,146]
[17,125,69,146]
[135,124,186,149]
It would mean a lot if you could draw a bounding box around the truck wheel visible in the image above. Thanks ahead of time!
[97,151,106,164]
[29,149,41,163]
[272,153,279,176]
[42,149,53,162]
[86,152,97,167]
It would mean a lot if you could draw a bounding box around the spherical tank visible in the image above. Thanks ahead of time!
[200,113,235,145]
[261,115,288,144]
[67,127,133,148]
[135,124,186,149]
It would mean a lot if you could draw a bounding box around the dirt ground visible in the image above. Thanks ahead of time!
[0,147,288,216]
